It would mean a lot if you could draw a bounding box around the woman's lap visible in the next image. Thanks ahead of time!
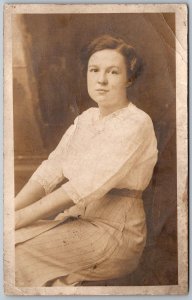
[15,217,120,286]
[15,198,146,287]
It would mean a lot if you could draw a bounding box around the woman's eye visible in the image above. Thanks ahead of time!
[89,68,99,73]
[110,70,119,75]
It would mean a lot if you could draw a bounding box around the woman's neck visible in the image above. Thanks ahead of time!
[98,100,130,119]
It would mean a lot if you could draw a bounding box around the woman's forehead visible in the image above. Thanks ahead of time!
[88,49,125,67]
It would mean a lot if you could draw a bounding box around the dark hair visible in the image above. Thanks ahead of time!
[80,35,143,84]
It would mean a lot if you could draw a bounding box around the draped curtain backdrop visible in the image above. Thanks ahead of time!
[13,13,177,285]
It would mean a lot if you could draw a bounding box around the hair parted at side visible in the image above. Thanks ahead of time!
[80,35,143,85]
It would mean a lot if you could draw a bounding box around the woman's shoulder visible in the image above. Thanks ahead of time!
[119,103,154,133]
[128,103,152,123]
[114,103,156,143]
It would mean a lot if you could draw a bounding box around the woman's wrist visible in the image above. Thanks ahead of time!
[15,187,74,229]
[15,180,45,211]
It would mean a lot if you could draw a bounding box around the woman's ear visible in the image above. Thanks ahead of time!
[126,80,133,88]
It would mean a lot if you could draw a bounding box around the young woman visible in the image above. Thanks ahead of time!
[15,35,158,286]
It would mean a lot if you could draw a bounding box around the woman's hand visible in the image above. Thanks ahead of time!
[15,187,74,230]
[15,209,30,230]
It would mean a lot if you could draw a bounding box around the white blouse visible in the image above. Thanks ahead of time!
[30,102,158,203]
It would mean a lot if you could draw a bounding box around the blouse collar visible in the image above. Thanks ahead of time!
[96,102,134,122]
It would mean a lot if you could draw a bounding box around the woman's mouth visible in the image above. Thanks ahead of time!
[96,89,109,93]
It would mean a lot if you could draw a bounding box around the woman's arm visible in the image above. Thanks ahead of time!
[15,187,74,230]
[15,180,46,211]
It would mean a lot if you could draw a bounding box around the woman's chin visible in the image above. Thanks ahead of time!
[92,97,110,106]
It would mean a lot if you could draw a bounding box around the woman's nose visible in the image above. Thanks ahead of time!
[97,72,108,85]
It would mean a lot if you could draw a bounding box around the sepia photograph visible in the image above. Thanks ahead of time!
[4,3,188,296]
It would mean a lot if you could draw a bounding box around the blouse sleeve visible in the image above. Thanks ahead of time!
[29,117,78,194]
[61,115,158,203]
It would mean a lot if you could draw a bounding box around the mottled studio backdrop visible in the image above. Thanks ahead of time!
[13,13,177,285]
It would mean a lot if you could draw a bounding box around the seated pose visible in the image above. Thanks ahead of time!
[15,35,158,287]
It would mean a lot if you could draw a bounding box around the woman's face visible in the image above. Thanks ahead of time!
[87,49,128,108]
